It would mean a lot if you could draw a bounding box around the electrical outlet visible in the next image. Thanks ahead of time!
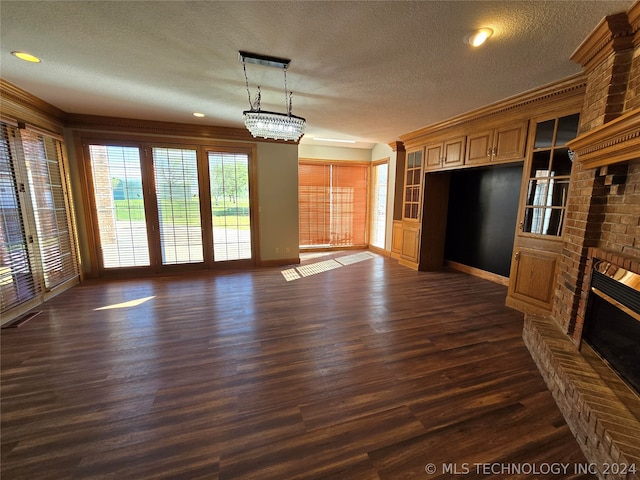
[275,247,279,254]
[285,247,290,253]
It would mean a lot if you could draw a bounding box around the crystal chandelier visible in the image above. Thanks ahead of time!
[240,51,306,142]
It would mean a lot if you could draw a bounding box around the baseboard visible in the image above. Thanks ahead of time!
[259,257,300,267]
[445,260,509,286]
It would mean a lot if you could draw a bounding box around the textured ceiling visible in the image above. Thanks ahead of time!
[0,1,634,149]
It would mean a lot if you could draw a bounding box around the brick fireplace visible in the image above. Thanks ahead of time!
[523,3,640,479]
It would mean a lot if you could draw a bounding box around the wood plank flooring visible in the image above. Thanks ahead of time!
[1,252,595,479]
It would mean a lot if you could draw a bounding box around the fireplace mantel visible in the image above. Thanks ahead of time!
[568,108,640,169]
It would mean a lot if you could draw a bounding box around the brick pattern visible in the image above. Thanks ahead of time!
[625,46,640,111]
[599,161,640,256]
[552,161,603,334]
[524,315,640,480]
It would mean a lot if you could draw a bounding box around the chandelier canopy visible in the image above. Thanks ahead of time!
[240,51,306,142]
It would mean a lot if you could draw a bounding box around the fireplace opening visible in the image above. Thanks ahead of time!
[583,260,640,395]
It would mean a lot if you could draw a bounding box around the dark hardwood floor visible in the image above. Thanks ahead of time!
[1,252,594,479]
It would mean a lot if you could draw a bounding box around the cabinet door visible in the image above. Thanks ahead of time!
[507,248,559,311]
[425,143,443,171]
[443,136,466,168]
[403,149,423,220]
[466,131,493,165]
[391,220,403,257]
[399,222,420,269]
[493,121,528,162]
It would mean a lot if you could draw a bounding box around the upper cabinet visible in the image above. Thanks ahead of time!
[425,136,466,171]
[466,120,529,166]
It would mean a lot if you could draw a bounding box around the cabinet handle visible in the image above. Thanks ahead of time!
[519,221,524,231]
[514,251,521,261]
[486,148,492,157]
[492,147,497,156]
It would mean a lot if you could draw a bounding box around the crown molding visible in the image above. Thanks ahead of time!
[570,12,635,71]
[388,141,405,152]
[0,78,66,134]
[65,113,299,144]
[399,74,586,145]
[567,107,640,169]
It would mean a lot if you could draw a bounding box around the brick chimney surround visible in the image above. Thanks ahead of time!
[522,4,640,479]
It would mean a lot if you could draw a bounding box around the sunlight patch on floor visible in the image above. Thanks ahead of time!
[335,251,376,265]
[94,296,156,310]
[281,252,376,281]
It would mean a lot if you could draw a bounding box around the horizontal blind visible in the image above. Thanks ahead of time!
[299,162,368,248]
[299,163,330,247]
[208,151,251,261]
[332,164,368,246]
[20,130,78,290]
[89,145,150,268]
[153,147,203,265]
[0,123,38,312]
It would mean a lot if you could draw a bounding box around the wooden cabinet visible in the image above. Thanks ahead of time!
[466,121,528,166]
[507,247,559,312]
[506,112,580,315]
[391,220,403,259]
[397,148,424,269]
[425,136,466,171]
[403,149,423,220]
[399,221,421,269]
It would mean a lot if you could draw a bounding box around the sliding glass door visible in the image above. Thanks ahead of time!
[1,122,79,316]
[299,161,368,248]
[89,145,150,268]
[208,151,251,261]
[86,142,254,274]
[153,148,203,265]
[370,162,388,249]
[0,124,36,311]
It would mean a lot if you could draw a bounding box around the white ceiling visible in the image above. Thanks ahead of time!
[0,1,634,149]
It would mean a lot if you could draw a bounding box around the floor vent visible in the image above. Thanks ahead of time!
[2,311,42,329]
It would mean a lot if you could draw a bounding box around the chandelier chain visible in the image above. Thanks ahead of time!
[284,68,290,116]
[242,60,262,111]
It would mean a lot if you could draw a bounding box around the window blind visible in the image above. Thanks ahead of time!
[153,147,203,265]
[299,163,331,247]
[89,145,150,268]
[0,123,38,312]
[20,130,78,290]
[299,162,368,248]
[208,151,251,261]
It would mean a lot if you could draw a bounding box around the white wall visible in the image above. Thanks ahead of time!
[256,142,300,262]
[298,144,372,161]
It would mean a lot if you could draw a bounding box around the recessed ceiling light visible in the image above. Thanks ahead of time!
[313,138,357,144]
[464,28,494,47]
[11,51,41,63]
[193,112,205,118]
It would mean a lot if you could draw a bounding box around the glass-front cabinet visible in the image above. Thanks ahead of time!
[399,148,424,269]
[403,149,423,220]
[507,112,581,314]
[522,114,580,236]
